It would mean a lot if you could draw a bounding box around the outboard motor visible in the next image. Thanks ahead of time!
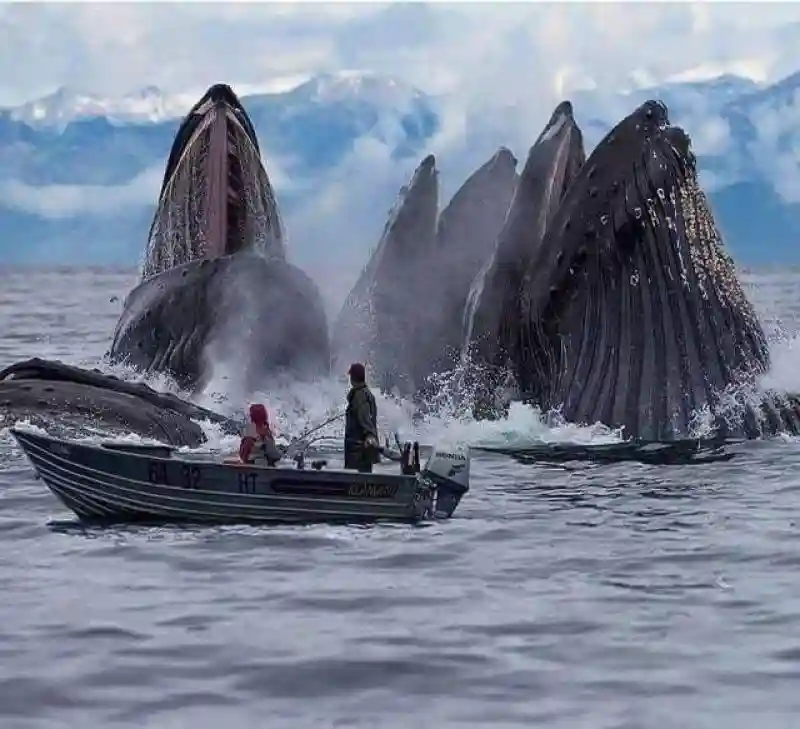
[421,445,471,519]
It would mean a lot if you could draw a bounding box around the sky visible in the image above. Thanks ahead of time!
[2,1,800,287]
[3,2,800,108]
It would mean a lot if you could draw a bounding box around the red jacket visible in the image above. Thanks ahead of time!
[240,421,276,462]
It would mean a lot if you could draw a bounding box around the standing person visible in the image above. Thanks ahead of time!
[344,363,379,472]
[239,403,283,466]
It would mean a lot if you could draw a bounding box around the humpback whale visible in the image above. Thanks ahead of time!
[333,154,440,395]
[108,83,331,392]
[0,359,238,446]
[426,147,519,380]
[463,102,585,412]
[333,149,517,396]
[480,99,800,441]
[5,90,799,450]
[1,84,329,447]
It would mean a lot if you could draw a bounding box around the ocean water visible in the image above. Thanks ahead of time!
[2,267,800,729]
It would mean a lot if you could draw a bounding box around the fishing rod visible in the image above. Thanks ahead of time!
[286,418,418,472]
[282,411,346,456]
[283,413,412,461]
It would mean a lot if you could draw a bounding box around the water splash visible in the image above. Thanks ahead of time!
[1,349,625,459]
[11,293,800,457]
[759,334,800,393]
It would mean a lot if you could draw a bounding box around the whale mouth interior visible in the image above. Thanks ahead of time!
[141,87,282,281]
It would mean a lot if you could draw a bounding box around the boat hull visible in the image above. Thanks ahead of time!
[11,429,438,526]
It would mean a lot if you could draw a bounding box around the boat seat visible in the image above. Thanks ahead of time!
[311,460,327,470]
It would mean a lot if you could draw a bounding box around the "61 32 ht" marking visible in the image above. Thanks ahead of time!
[147,461,201,489]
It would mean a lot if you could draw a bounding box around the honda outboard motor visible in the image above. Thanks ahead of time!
[421,445,471,519]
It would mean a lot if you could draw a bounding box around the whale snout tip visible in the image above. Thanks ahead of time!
[495,146,518,165]
[412,154,438,183]
[640,99,670,127]
[207,82,235,96]
[201,83,241,109]
[554,100,574,118]
[420,153,437,170]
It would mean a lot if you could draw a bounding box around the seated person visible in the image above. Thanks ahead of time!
[239,403,283,467]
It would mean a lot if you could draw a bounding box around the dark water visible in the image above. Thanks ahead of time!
[2,268,800,729]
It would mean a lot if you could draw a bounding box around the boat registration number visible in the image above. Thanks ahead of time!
[147,461,202,489]
[237,472,258,494]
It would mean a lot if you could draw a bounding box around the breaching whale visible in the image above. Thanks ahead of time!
[1,84,329,447]
[333,149,517,397]
[480,99,800,441]
[463,101,585,414]
[108,83,331,392]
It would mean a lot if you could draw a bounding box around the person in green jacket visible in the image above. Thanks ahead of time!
[344,362,379,472]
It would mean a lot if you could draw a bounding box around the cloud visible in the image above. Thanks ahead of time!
[691,117,733,157]
[4,4,800,156]
[747,89,800,204]
[286,135,407,317]
[4,3,800,271]
[0,165,163,219]
[2,3,800,108]
[4,2,798,180]
[0,3,389,103]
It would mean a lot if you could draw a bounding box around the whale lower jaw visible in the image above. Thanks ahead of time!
[109,251,331,394]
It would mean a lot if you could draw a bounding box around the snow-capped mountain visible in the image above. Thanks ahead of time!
[4,85,193,128]
[0,69,799,275]
[0,72,431,130]
[290,71,431,109]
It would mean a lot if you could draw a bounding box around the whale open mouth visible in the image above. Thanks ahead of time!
[141,84,283,280]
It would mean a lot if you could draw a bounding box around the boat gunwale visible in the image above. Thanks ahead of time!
[10,427,424,488]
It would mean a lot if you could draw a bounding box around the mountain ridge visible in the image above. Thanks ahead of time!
[1,69,799,276]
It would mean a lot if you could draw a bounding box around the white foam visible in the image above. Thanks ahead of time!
[1,351,626,457]
[21,324,800,452]
[760,334,800,392]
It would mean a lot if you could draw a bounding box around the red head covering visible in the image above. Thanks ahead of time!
[348,362,366,382]
[249,403,268,426]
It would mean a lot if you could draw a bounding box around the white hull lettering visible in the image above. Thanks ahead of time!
[348,482,399,498]
[434,452,466,461]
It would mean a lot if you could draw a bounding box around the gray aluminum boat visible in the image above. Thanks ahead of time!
[10,427,471,526]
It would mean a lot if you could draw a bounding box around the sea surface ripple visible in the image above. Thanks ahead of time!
[2,267,800,729]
